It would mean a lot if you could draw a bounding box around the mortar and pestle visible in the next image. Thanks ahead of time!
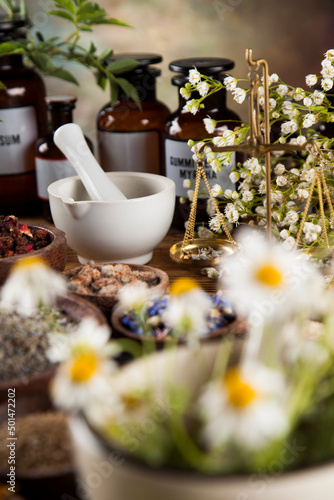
[48,124,175,265]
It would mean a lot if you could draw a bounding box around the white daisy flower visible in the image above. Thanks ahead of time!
[221,229,321,322]
[0,256,67,316]
[48,318,118,412]
[163,278,212,348]
[117,281,161,313]
[198,363,288,451]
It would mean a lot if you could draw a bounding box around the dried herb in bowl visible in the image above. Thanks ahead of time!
[0,306,78,382]
[0,216,50,258]
[0,411,73,473]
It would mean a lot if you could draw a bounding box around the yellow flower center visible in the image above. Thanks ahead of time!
[170,277,199,295]
[223,367,257,408]
[12,256,46,271]
[255,263,283,288]
[70,353,98,383]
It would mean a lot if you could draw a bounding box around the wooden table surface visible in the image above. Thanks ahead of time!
[24,217,218,294]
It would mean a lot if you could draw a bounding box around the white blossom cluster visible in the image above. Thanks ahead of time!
[179,50,334,249]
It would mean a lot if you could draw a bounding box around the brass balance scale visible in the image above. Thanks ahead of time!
[170,48,334,266]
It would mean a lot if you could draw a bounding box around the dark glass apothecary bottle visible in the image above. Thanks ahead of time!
[164,57,241,229]
[0,16,47,215]
[97,53,170,175]
[35,95,93,222]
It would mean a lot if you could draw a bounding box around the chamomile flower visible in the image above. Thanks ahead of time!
[221,229,322,321]
[0,256,67,316]
[117,281,161,314]
[198,363,288,451]
[162,278,212,347]
[48,318,118,412]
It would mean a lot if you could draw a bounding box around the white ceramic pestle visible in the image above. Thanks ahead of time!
[53,123,127,201]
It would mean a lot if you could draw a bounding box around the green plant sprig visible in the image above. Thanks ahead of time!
[0,0,141,106]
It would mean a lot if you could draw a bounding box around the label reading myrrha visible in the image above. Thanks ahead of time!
[165,138,236,197]
[0,106,38,175]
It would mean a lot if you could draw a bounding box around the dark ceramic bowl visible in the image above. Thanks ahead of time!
[63,262,170,320]
[0,224,67,286]
[0,293,107,410]
[111,303,247,350]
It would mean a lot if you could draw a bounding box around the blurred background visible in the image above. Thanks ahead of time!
[25,0,334,150]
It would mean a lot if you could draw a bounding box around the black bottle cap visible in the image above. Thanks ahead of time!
[108,53,162,77]
[44,95,77,110]
[0,15,27,41]
[169,57,235,75]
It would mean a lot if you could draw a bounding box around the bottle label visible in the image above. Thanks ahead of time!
[0,106,38,175]
[35,157,76,200]
[165,138,236,197]
[98,130,160,174]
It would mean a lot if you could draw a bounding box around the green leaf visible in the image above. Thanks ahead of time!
[78,25,93,32]
[108,77,119,105]
[99,48,114,62]
[54,0,76,14]
[0,81,7,89]
[88,17,132,27]
[0,41,25,56]
[30,52,54,73]
[116,77,141,108]
[88,41,97,54]
[50,67,79,85]
[36,31,44,42]
[48,10,75,23]
[0,0,20,15]
[106,58,139,76]
[96,71,107,91]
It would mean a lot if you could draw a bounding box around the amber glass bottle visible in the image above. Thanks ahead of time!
[35,95,94,222]
[164,57,241,229]
[97,53,170,175]
[0,17,47,215]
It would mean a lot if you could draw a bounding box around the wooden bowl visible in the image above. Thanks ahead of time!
[0,293,107,409]
[0,224,67,286]
[0,405,77,500]
[63,262,170,320]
